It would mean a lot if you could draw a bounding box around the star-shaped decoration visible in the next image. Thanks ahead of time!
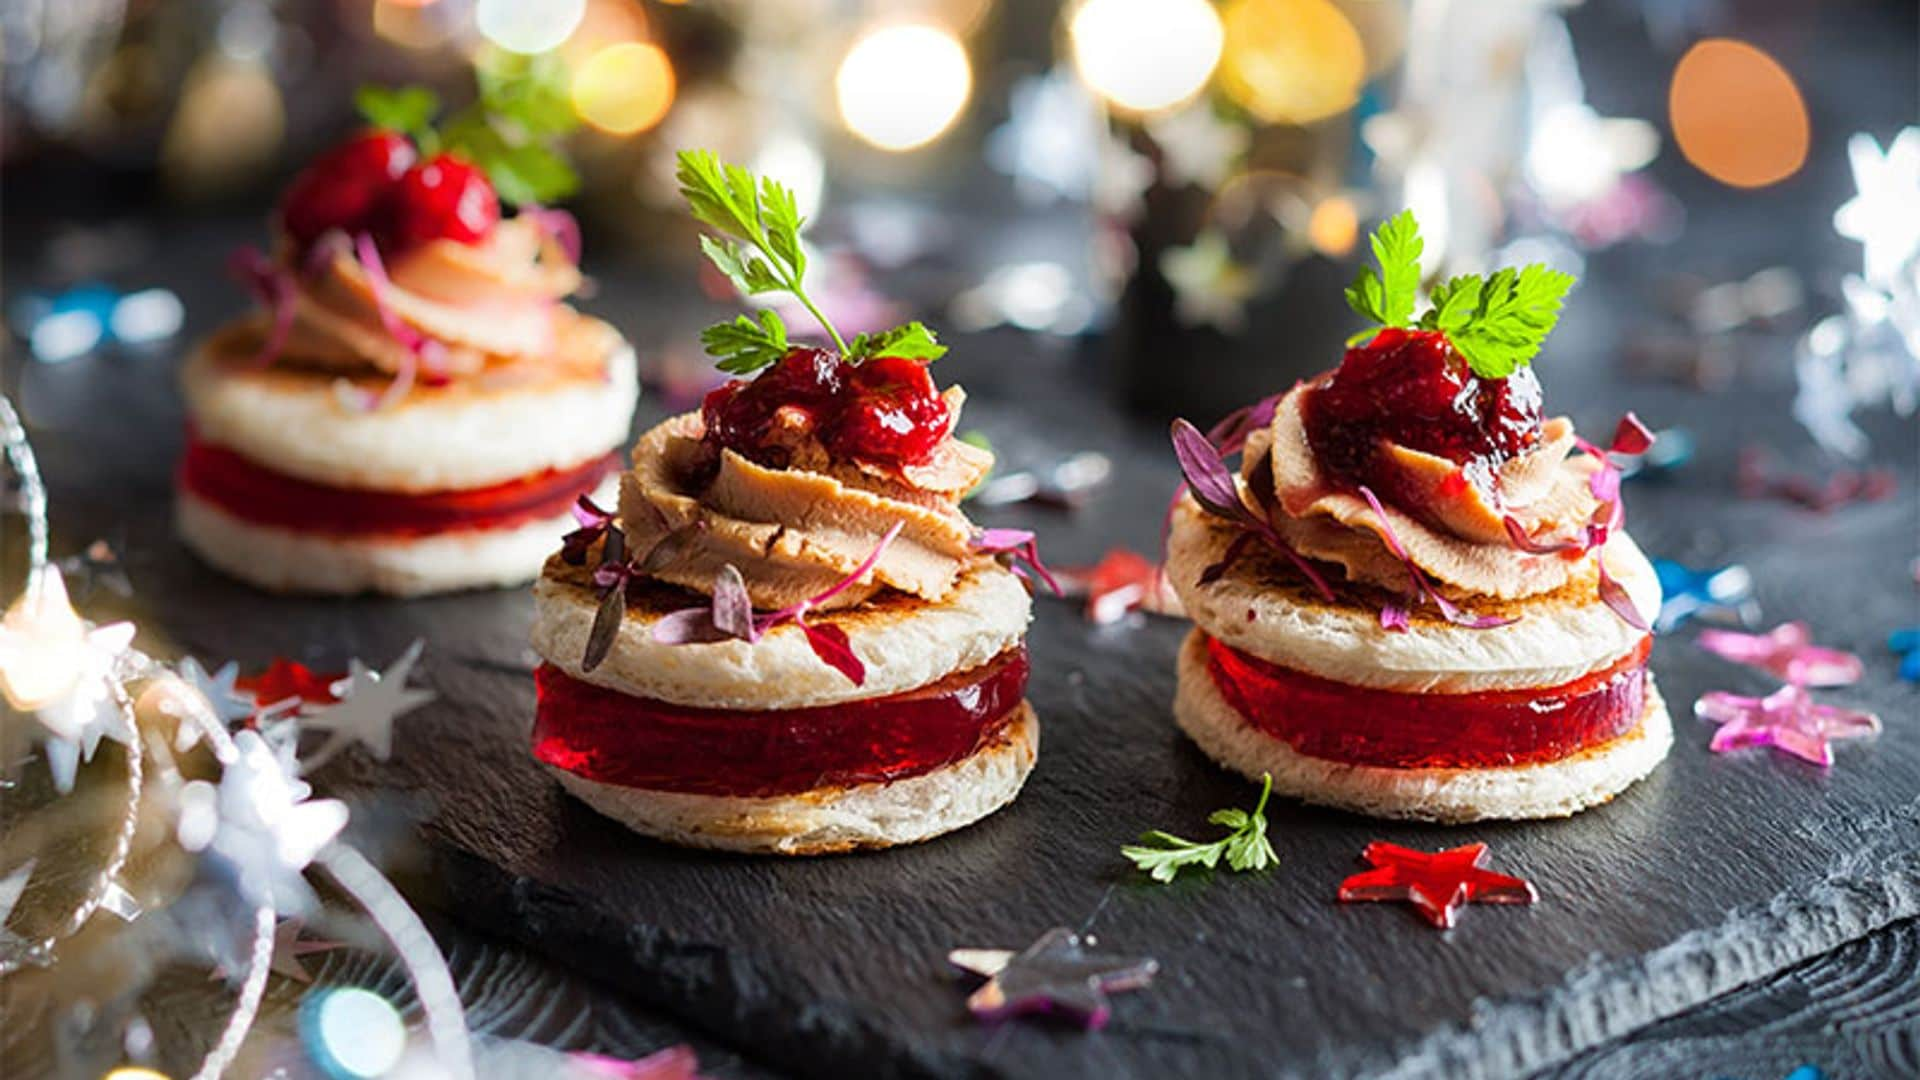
[1697,622,1864,687]
[55,538,132,601]
[1146,103,1250,190]
[1058,549,1182,625]
[236,657,345,716]
[179,656,255,727]
[1652,559,1759,634]
[1888,626,1920,682]
[176,729,348,914]
[0,859,50,972]
[207,916,343,983]
[1617,427,1694,481]
[0,569,138,792]
[1834,128,1920,285]
[1160,230,1256,334]
[984,68,1103,204]
[949,927,1158,1029]
[1337,842,1537,929]
[1696,684,1881,767]
[1091,135,1156,224]
[298,640,433,773]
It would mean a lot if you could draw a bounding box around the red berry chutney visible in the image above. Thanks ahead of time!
[1206,634,1651,769]
[1303,328,1542,498]
[701,347,952,470]
[532,646,1029,797]
[278,131,499,257]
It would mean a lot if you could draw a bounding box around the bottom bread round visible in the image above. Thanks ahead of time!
[545,701,1039,855]
[176,480,613,597]
[1173,631,1671,823]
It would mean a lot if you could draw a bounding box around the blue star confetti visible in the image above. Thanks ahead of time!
[1619,427,1695,481]
[1653,559,1759,633]
[1889,627,1920,682]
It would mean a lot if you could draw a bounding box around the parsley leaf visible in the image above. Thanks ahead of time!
[1121,774,1278,883]
[700,310,790,374]
[1442,264,1576,378]
[848,321,947,362]
[1344,208,1422,331]
[355,85,440,148]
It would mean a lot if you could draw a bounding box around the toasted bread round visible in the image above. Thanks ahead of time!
[531,561,1033,711]
[177,474,616,596]
[545,701,1038,854]
[1172,630,1671,822]
[1165,497,1660,693]
[181,318,636,492]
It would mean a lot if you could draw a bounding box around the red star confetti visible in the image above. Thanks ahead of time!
[1696,684,1881,767]
[1696,622,1865,687]
[1337,842,1537,929]
[570,1045,703,1079]
[1058,548,1182,625]
[237,658,344,715]
[1737,446,1895,512]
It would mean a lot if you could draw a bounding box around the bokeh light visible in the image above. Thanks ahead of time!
[102,1069,170,1080]
[835,24,972,151]
[1218,0,1365,125]
[1307,195,1359,256]
[476,0,587,55]
[1068,0,1223,114]
[300,988,406,1080]
[571,42,675,135]
[1669,38,1809,189]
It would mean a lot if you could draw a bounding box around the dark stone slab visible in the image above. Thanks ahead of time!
[12,285,1917,1077]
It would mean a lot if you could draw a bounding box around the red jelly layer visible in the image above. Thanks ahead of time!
[532,647,1030,797]
[1206,635,1651,769]
[178,432,618,538]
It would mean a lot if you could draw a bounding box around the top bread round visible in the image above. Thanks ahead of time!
[181,316,636,492]
[532,560,1034,711]
[1165,496,1660,694]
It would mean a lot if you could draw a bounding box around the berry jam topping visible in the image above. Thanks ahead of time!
[278,130,416,251]
[700,347,952,470]
[388,155,501,249]
[277,133,499,256]
[1303,327,1543,491]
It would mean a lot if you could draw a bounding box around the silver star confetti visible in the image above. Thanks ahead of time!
[1160,231,1255,333]
[1147,103,1249,190]
[177,729,348,914]
[299,639,434,774]
[950,927,1158,1029]
[0,569,137,792]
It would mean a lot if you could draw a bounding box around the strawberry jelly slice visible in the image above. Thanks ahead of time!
[179,432,619,537]
[1205,635,1651,769]
[532,647,1030,797]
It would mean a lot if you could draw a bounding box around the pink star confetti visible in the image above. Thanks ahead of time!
[1695,684,1881,767]
[1057,548,1181,625]
[570,1045,702,1079]
[1696,622,1865,686]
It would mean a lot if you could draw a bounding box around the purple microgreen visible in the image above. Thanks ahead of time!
[522,205,582,265]
[1357,485,1514,630]
[352,232,453,411]
[1204,393,1281,458]
[635,521,706,578]
[710,564,756,641]
[799,622,864,684]
[560,495,615,565]
[1596,556,1650,632]
[791,521,906,614]
[1198,531,1259,586]
[649,606,734,645]
[1501,515,1583,555]
[1169,417,1338,602]
[227,246,296,367]
[971,528,1064,596]
[584,579,628,672]
[1379,602,1412,633]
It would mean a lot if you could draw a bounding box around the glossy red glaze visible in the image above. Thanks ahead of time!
[531,647,1029,797]
[1205,635,1651,768]
[178,432,618,537]
[278,130,417,251]
[701,347,951,470]
[1304,327,1543,497]
[387,154,500,249]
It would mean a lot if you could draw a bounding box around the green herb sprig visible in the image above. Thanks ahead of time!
[1344,209,1576,379]
[355,49,580,207]
[674,148,948,374]
[1122,774,1278,883]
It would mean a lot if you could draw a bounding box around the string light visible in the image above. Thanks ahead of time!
[1068,0,1222,114]
[1217,0,1365,125]
[571,41,675,135]
[0,569,92,711]
[1669,39,1809,189]
[1307,195,1359,256]
[835,24,973,151]
[476,0,587,55]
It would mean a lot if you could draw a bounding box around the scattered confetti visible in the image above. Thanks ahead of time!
[970,451,1111,509]
[176,730,348,914]
[1737,446,1895,512]
[55,538,132,600]
[949,927,1158,1029]
[1696,622,1865,687]
[1336,842,1537,929]
[1617,428,1694,481]
[298,640,434,773]
[1695,684,1880,767]
[1160,230,1255,334]
[237,658,347,715]
[1058,549,1180,625]
[570,1045,703,1079]
[1652,559,1759,633]
[1888,627,1920,682]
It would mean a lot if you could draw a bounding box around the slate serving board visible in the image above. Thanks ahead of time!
[13,279,1918,1077]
